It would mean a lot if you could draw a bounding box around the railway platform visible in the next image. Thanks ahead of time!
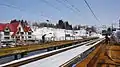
[76,42,120,67]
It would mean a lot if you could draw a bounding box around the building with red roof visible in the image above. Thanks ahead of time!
[0,20,33,43]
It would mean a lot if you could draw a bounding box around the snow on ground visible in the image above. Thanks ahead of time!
[32,27,102,41]
[20,39,103,67]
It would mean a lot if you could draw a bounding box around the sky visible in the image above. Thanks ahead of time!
[0,0,120,26]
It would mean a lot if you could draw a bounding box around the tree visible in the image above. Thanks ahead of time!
[107,27,112,35]
[58,20,65,29]
[32,22,38,27]
[10,19,17,23]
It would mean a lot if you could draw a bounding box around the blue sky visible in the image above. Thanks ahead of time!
[0,0,120,26]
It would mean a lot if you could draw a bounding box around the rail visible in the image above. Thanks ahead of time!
[0,38,100,67]
[60,38,104,67]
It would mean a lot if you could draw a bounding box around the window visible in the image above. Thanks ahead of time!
[28,36,31,38]
[21,32,24,34]
[17,32,19,34]
[4,32,10,35]
[66,34,70,37]
[4,27,10,32]
[11,36,14,38]
[19,27,21,31]
[75,32,78,34]
[22,36,24,39]
[28,32,31,35]
[4,37,10,39]
[6,28,8,30]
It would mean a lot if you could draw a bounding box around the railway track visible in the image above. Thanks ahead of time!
[60,38,104,67]
[0,37,98,65]
[96,44,120,67]
[0,38,104,67]
[76,40,120,67]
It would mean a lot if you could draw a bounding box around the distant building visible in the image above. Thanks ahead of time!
[0,20,34,43]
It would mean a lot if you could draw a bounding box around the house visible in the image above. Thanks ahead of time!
[0,20,34,44]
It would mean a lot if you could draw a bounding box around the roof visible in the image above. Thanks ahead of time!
[8,22,19,36]
[0,22,19,36]
[0,23,7,31]
[8,22,19,32]
[24,26,32,32]
[0,21,32,36]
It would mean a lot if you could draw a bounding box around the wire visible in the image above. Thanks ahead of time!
[40,0,63,19]
[0,3,24,12]
[0,2,52,20]
[40,0,61,12]
[84,0,100,23]
[40,0,73,20]
[55,0,81,16]
[63,0,81,15]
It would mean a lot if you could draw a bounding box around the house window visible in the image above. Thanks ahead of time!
[17,32,19,34]
[22,36,24,39]
[19,27,21,31]
[28,32,31,35]
[4,27,10,32]
[11,36,14,38]
[28,36,31,38]
[4,37,10,39]
[6,28,8,30]
[21,32,24,34]
[4,32,10,35]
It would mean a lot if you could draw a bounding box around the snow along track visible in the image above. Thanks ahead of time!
[0,38,104,67]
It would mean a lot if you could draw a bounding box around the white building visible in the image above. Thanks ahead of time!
[0,21,34,43]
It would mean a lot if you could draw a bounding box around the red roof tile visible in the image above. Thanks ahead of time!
[0,23,7,31]
[8,22,19,36]
[8,22,19,32]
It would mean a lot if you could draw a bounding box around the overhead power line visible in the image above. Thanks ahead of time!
[55,0,81,16]
[40,0,61,12]
[0,3,24,12]
[40,0,64,19]
[84,0,100,23]
[0,2,52,20]
[63,0,81,15]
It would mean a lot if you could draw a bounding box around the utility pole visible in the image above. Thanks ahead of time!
[15,34,17,46]
[72,28,75,40]
[119,19,120,28]
[0,32,1,48]
[111,23,114,32]
[64,22,66,40]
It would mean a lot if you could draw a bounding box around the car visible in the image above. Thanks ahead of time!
[1,44,7,48]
